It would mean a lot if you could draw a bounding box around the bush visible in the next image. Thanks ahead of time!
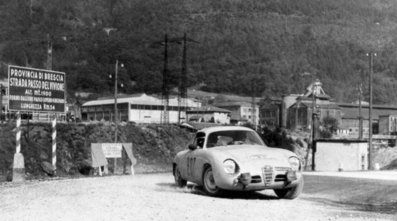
[260,127,295,152]
[320,116,339,138]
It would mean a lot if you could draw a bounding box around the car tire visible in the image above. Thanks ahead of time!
[202,166,221,196]
[274,178,304,199]
[174,165,187,187]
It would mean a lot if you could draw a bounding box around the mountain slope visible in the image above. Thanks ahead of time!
[1,0,397,104]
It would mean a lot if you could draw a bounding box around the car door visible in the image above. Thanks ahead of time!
[185,133,205,181]
[187,148,209,184]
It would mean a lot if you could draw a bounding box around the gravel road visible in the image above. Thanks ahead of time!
[0,173,396,221]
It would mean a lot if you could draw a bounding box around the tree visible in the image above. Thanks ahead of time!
[320,116,339,138]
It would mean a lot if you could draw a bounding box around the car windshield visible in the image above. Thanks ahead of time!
[206,130,265,148]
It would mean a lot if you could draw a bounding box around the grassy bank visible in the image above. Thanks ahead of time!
[0,122,193,181]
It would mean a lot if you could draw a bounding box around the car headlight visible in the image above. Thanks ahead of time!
[223,159,238,174]
[289,157,300,171]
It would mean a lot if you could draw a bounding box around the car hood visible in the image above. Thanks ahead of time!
[211,145,295,164]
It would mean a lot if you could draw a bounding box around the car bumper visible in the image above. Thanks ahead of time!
[215,167,303,191]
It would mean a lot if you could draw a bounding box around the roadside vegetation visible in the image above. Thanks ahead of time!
[0,122,193,181]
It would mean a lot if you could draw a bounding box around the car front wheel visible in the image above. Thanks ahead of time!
[174,165,187,187]
[274,178,304,199]
[203,166,221,196]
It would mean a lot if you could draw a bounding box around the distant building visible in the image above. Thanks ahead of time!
[214,101,259,126]
[81,93,201,124]
[379,115,397,135]
[259,78,397,138]
[338,103,397,136]
[187,106,231,124]
[288,97,341,130]
[259,96,282,129]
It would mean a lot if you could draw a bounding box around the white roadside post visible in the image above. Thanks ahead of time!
[16,112,21,153]
[12,112,25,182]
[52,114,57,174]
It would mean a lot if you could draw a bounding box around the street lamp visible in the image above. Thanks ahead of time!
[109,60,124,143]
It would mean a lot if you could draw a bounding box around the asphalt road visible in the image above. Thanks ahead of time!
[0,173,396,221]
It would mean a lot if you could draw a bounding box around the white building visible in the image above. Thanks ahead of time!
[187,106,231,124]
[215,101,259,126]
[81,93,201,124]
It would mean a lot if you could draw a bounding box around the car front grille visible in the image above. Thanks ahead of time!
[251,175,262,183]
[262,165,273,185]
[275,174,287,182]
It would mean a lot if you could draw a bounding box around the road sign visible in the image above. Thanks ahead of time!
[102,143,122,158]
[8,65,66,113]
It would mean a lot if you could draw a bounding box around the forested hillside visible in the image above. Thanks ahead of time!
[1,0,397,104]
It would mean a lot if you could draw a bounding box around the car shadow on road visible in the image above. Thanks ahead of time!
[156,182,279,200]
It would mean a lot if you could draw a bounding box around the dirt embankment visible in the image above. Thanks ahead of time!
[0,122,194,180]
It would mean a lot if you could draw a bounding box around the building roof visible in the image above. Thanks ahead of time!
[215,101,256,107]
[187,105,231,113]
[82,93,199,107]
[337,103,397,110]
[290,101,340,109]
[187,89,261,102]
[339,104,397,120]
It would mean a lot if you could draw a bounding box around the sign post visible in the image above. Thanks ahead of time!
[102,143,122,174]
[8,65,66,180]
[12,112,25,182]
[91,143,136,175]
[52,114,57,173]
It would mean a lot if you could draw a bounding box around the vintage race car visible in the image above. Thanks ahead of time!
[173,126,304,199]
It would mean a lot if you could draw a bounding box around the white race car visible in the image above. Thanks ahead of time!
[173,126,304,199]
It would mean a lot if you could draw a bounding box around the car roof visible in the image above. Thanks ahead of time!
[198,126,255,134]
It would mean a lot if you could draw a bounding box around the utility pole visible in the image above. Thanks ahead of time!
[0,84,3,123]
[311,81,317,171]
[358,84,363,140]
[251,78,256,129]
[113,59,119,174]
[368,52,375,170]
[178,33,188,124]
[161,34,170,125]
[114,59,119,143]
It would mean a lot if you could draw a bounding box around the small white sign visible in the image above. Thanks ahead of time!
[102,143,122,158]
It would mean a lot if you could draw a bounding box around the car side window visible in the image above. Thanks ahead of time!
[194,132,206,148]
[196,137,204,148]
[207,133,218,148]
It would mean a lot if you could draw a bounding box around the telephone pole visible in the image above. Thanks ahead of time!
[358,84,363,140]
[178,33,188,124]
[367,52,376,170]
[161,34,170,124]
[0,84,3,123]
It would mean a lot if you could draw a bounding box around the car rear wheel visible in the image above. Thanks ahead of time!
[203,166,221,196]
[174,165,187,187]
[274,178,304,199]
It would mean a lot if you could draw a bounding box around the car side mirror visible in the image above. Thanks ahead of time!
[188,144,197,151]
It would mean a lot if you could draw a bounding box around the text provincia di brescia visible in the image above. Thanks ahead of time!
[9,68,65,91]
